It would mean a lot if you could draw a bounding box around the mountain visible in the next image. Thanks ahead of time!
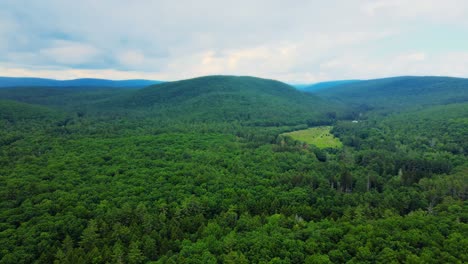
[297,80,361,92]
[0,75,340,125]
[109,75,335,125]
[314,76,468,112]
[0,77,163,88]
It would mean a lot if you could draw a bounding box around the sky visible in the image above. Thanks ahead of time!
[1,0,468,83]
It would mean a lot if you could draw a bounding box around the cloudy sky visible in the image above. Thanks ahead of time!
[1,0,468,83]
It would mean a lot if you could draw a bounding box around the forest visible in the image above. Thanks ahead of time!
[0,75,466,263]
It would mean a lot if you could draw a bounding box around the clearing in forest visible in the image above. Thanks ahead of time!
[282,126,342,149]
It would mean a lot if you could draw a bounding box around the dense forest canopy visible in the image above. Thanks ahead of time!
[0,75,466,263]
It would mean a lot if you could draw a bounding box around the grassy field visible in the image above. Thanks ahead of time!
[282,126,343,149]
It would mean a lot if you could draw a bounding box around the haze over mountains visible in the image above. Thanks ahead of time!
[294,80,362,92]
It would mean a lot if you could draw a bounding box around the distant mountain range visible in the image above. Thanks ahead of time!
[0,74,467,125]
[0,77,163,88]
[293,80,362,92]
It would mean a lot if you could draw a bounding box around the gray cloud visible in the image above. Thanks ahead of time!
[1,0,468,82]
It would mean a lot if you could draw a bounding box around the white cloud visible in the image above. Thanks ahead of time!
[396,52,427,62]
[39,40,100,65]
[117,50,145,68]
[0,65,166,80]
[0,0,467,82]
[361,0,468,22]
[0,11,20,50]
[434,52,468,76]
[315,51,468,80]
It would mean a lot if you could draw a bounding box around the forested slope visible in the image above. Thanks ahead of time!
[0,87,132,110]
[314,76,468,112]
[104,75,334,125]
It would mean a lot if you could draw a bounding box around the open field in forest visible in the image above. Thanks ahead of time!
[282,126,343,149]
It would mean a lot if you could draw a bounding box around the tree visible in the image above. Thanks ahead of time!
[128,241,145,264]
[80,219,99,251]
[112,240,125,264]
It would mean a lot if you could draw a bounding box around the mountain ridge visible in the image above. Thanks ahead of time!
[0,77,163,88]
[313,76,468,112]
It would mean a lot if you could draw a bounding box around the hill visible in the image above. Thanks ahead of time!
[109,75,335,125]
[0,77,163,88]
[314,76,468,112]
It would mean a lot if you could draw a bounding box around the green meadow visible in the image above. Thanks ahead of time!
[282,126,343,149]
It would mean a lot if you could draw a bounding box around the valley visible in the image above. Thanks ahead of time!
[282,126,343,149]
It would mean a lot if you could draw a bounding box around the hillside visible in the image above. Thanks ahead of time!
[0,77,163,88]
[109,75,335,125]
[0,99,62,121]
[0,87,132,110]
[313,76,468,112]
